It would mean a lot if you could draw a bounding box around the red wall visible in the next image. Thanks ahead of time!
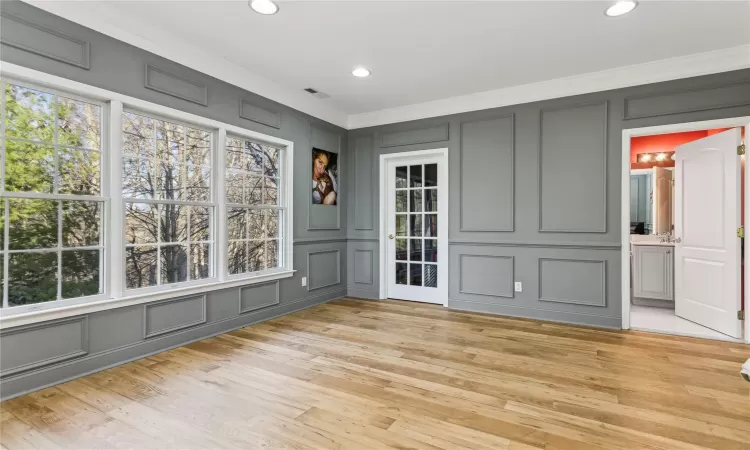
[629,128,733,170]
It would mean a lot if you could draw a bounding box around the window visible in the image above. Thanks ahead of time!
[1,81,105,308]
[226,137,283,276]
[122,112,214,291]
[0,66,294,320]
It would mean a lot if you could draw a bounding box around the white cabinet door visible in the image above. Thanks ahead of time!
[633,245,673,300]
[674,128,742,338]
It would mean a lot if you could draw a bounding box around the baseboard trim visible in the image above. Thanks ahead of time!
[346,288,380,300]
[448,298,621,329]
[0,289,345,401]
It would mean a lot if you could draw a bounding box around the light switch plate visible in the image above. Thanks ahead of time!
[514,282,523,292]
[302,277,307,287]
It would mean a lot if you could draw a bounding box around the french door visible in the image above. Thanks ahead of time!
[384,151,448,304]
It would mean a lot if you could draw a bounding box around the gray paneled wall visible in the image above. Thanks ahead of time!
[0,1,348,400]
[347,66,750,326]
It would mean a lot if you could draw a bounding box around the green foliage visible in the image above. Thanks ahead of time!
[2,84,101,306]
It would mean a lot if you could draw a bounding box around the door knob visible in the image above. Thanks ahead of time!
[388,234,394,239]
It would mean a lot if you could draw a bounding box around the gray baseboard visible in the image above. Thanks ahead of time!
[0,289,345,401]
[346,287,380,300]
[448,298,622,329]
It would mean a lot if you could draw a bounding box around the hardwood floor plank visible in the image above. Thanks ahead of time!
[2,298,747,450]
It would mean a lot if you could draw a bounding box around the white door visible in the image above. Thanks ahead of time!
[385,154,448,304]
[674,128,742,338]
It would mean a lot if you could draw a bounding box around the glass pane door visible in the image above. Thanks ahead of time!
[393,163,439,293]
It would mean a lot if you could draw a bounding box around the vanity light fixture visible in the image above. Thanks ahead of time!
[249,0,279,15]
[605,0,637,17]
[352,67,371,78]
[638,151,675,163]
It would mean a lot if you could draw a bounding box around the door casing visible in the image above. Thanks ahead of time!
[379,148,449,306]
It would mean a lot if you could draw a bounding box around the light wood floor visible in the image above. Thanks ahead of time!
[1,298,749,450]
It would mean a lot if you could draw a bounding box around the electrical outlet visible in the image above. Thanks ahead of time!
[301,277,307,287]
[514,282,523,292]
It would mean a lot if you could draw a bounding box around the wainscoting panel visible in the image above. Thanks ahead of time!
[538,258,607,307]
[624,80,750,119]
[353,249,374,285]
[448,244,620,327]
[239,99,281,128]
[309,125,342,230]
[0,12,90,69]
[143,295,207,339]
[0,317,88,378]
[354,135,375,231]
[307,249,341,291]
[460,115,514,232]
[239,281,280,314]
[539,101,608,233]
[380,123,449,148]
[144,64,208,106]
[459,254,514,298]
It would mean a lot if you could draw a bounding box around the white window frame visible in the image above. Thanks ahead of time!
[225,134,289,281]
[120,109,217,296]
[1,77,111,314]
[0,63,294,328]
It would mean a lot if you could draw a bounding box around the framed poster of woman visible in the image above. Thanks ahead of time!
[312,148,338,205]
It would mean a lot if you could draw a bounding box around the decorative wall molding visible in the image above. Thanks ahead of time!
[458,254,514,298]
[308,124,342,231]
[538,101,608,233]
[624,79,750,120]
[306,249,341,291]
[448,239,620,250]
[239,98,281,128]
[239,281,280,314]
[353,249,374,285]
[459,115,515,232]
[379,123,449,148]
[143,295,207,339]
[353,135,375,231]
[0,316,89,378]
[144,64,208,106]
[538,258,607,307]
[0,11,90,69]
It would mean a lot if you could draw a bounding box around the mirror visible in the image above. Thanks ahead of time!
[630,168,673,235]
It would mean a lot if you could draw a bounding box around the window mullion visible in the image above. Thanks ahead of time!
[3,198,9,308]
[216,128,227,281]
[108,100,125,298]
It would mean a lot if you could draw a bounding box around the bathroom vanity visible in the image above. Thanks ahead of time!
[632,242,675,307]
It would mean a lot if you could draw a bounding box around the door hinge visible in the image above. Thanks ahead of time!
[738,227,744,239]
[739,310,745,321]
[738,144,746,155]
[670,179,675,186]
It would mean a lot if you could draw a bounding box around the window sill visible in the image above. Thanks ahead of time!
[0,269,296,329]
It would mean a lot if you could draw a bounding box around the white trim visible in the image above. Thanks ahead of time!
[378,148,449,306]
[0,63,296,324]
[350,44,750,129]
[0,269,295,329]
[25,0,348,129]
[621,116,750,343]
[17,2,750,130]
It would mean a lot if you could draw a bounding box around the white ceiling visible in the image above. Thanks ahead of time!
[27,1,750,128]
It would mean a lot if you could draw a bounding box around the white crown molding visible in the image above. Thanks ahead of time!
[24,0,350,129]
[347,44,750,129]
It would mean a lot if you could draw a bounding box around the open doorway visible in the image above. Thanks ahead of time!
[622,119,750,343]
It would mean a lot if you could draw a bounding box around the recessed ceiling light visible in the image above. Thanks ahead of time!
[605,0,637,17]
[352,67,371,78]
[249,0,279,15]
